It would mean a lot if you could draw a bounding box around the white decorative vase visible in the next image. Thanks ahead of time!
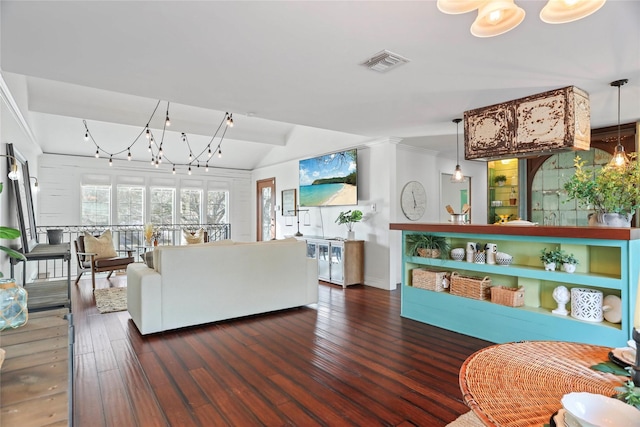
[347,231,355,240]
[595,212,632,227]
[544,262,556,271]
[563,263,577,274]
[571,288,604,322]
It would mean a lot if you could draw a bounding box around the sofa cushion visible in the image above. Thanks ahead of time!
[183,228,205,244]
[83,230,117,259]
[143,251,154,268]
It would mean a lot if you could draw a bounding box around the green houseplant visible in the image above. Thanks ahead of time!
[564,154,640,226]
[406,234,450,259]
[540,247,562,271]
[494,175,507,186]
[335,210,363,239]
[560,251,579,273]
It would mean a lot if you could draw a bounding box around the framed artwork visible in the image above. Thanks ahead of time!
[282,189,297,216]
[6,143,38,253]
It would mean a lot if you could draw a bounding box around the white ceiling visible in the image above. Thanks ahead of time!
[1,1,639,170]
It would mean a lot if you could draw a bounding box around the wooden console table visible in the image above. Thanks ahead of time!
[459,341,624,426]
[0,308,73,426]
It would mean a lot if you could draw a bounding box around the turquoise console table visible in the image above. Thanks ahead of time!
[389,223,640,347]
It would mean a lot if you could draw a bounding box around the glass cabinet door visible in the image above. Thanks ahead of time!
[317,243,330,281]
[306,241,317,259]
[330,244,344,284]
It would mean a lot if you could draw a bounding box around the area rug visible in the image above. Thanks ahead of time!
[94,287,127,313]
[446,411,484,427]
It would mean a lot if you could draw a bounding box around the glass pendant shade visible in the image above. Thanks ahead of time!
[609,145,629,168]
[451,165,466,183]
[540,0,606,24]
[471,0,526,37]
[607,79,629,169]
[451,118,467,183]
[437,0,486,14]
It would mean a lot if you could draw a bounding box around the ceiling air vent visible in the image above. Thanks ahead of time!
[362,50,410,73]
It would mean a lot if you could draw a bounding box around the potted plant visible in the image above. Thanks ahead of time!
[540,247,562,271]
[335,209,363,240]
[494,175,507,187]
[406,234,450,259]
[564,154,640,227]
[615,380,640,410]
[560,251,579,273]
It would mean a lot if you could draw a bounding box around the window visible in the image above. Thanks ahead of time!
[150,187,175,225]
[180,189,202,224]
[207,190,228,224]
[81,185,111,225]
[117,186,144,225]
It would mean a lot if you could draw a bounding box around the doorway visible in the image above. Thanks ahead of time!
[257,178,276,241]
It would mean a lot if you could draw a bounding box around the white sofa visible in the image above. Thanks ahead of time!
[126,238,318,335]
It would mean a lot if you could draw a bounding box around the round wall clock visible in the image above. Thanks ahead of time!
[400,181,426,221]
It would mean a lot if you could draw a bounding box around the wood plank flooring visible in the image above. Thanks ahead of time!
[73,274,491,426]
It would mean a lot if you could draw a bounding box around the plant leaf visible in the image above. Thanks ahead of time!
[0,226,21,239]
[591,362,630,376]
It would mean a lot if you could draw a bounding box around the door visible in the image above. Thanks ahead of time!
[317,242,330,281]
[257,178,276,241]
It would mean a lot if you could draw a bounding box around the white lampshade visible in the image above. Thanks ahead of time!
[540,0,606,24]
[437,0,486,14]
[471,0,526,37]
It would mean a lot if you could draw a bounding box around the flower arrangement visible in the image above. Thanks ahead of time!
[564,154,640,217]
[144,223,157,244]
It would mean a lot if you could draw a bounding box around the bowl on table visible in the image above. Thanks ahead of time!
[561,392,640,427]
[450,248,465,261]
[495,252,513,266]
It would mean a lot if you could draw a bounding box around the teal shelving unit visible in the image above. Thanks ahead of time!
[391,223,640,348]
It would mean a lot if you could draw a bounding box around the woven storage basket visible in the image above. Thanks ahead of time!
[450,272,491,300]
[411,268,449,292]
[490,286,525,307]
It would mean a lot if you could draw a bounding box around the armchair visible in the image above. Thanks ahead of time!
[74,231,134,289]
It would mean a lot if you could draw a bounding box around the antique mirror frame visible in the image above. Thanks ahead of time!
[6,143,38,252]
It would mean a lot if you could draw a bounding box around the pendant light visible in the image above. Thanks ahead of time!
[470,0,526,38]
[451,118,466,183]
[540,0,606,24]
[608,79,629,168]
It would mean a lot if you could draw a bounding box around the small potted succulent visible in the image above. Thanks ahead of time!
[540,247,563,271]
[494,175,507,187]
[560,251,579,273]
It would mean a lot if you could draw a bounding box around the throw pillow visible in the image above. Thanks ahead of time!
[83,230,117,259]
[183,228,205,244]
[143,251,154,269]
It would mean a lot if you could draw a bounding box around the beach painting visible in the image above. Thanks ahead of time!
[299,149,358,206]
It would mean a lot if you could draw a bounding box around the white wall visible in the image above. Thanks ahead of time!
[36,154,253,240]
[390,145,488,285]
[252,139,399,290]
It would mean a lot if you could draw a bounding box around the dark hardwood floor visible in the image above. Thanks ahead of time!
[73,274,491,426]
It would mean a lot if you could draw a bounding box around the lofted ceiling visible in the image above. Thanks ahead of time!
[1,0,639,170]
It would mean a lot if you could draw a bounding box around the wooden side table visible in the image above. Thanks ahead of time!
[0,308,73,426]
[459,341,625,426]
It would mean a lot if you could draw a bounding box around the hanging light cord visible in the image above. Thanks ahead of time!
[83,101,233,172]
